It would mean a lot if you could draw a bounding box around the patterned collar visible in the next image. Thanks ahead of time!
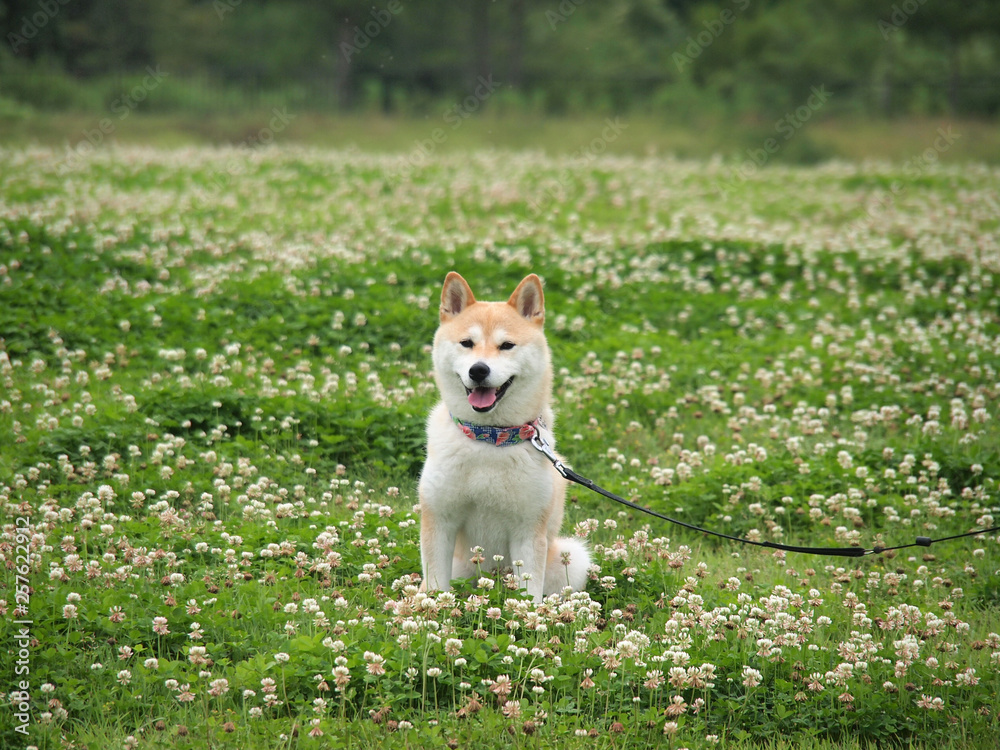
[452,414,542,447]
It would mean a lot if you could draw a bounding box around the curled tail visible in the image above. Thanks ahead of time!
[544,537,591,596]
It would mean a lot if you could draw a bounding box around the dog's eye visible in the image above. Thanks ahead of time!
[499,341,515,351]
[460,339,474,349]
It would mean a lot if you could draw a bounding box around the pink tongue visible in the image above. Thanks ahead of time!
[468,387,498,409]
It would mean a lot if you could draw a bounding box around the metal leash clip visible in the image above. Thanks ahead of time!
[530,433,569,479]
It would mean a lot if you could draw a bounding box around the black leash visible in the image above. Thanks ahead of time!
[530,435,1000,559]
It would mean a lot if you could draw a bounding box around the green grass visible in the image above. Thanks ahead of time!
[1,144,999,749]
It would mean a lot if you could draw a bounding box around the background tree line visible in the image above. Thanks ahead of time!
[1,0,998,118]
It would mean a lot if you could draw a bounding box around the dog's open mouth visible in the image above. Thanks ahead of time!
[466,377,514,412]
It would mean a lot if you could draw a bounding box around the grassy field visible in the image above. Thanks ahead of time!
[1,143,999,749]
[2,110,1000,164]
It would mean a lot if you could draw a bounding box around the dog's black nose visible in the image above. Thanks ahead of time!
[469,362,490,383]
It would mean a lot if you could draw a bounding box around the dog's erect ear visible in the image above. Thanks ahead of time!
[440,272,476,322]
[507,274,545,326]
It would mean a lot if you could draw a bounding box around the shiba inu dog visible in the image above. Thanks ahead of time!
[418,272,590,601]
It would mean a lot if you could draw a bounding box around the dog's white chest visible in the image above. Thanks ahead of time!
[419,405,555,521]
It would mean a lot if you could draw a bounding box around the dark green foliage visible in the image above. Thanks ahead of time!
[2,0,1000,118]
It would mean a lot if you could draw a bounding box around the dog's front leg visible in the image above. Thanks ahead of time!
[511,532,547,602]
[420,505,457,593]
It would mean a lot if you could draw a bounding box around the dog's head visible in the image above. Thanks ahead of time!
[432,272,552,425]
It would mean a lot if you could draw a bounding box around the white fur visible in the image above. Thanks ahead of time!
[543,536,591,595]
[418,273,591,601]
